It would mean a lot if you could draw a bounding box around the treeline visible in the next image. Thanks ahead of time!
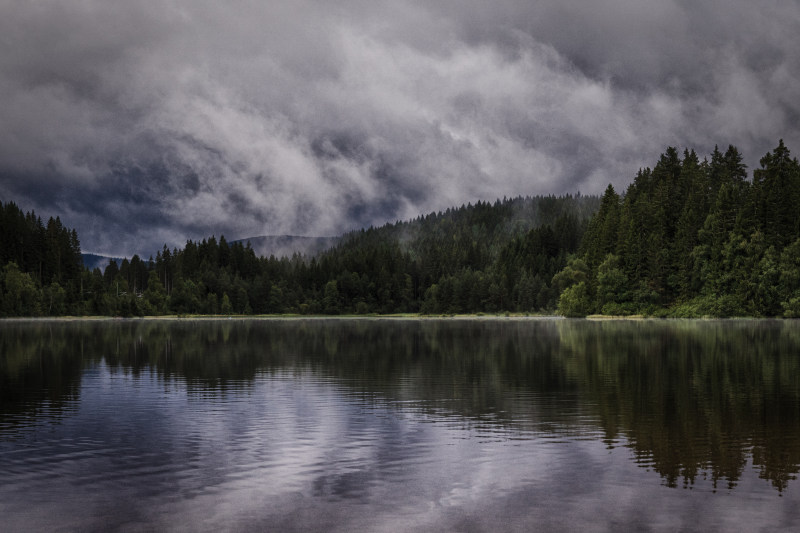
[557,140,800,317]
[0,195,598,316]
[0,202,82,316]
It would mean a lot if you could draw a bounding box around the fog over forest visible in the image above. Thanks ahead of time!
[1,1,799,256]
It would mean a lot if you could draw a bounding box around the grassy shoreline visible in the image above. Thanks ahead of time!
[0,313,779,322]
[0,313,562,322]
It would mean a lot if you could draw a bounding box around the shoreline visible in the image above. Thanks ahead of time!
[0,314,785,322]
[0,314,563,322]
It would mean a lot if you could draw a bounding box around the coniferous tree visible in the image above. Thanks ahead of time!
[581,184,621,270]
[672,150,707,298]
[751,140,800,249]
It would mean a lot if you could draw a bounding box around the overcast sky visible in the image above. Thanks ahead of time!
[1,0,799,256]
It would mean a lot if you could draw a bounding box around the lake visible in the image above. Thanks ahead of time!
[1,318,800,531]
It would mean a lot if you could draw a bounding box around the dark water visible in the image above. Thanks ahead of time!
[2,318,800,532]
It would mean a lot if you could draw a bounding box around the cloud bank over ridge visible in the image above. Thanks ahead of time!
[1,0,798,255]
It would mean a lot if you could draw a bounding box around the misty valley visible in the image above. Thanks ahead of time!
[4,141,800,320]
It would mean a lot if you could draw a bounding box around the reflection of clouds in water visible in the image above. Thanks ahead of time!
[138,372,798,532]
[142,371,581,531]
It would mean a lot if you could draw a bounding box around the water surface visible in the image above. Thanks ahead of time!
[2,318,800,531]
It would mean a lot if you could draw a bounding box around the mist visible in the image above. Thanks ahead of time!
[1,0,798,256]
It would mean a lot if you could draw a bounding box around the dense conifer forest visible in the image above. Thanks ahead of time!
[2,139,800,318]
[0,195,597,316]
[558,140,800,317]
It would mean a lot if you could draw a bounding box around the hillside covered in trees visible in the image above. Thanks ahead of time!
[3,139,800,318]
[557,140,800,317]
[0,195,597,316]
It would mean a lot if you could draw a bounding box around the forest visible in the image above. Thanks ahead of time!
[0,195,596,316]
[1,139,799,318]
[559,140,800,317]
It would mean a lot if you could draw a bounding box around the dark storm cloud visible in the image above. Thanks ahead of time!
[1,0,798,256]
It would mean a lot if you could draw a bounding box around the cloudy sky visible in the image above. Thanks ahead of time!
[1,0,799,256]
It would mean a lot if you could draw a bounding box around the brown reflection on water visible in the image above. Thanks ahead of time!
[2,318,800,492]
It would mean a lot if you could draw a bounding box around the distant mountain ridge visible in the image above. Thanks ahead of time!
[81,236,337,274]
[232,235,339,259]
[82,253,123,272]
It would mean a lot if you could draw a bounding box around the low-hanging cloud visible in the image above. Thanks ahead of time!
[1,0,798,256]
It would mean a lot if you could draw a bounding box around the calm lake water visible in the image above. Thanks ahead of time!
[2,318,800,532]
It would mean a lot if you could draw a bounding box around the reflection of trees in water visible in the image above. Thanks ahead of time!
[556,319,800,492]
[2,318,800,491]
[0,323,84,429]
